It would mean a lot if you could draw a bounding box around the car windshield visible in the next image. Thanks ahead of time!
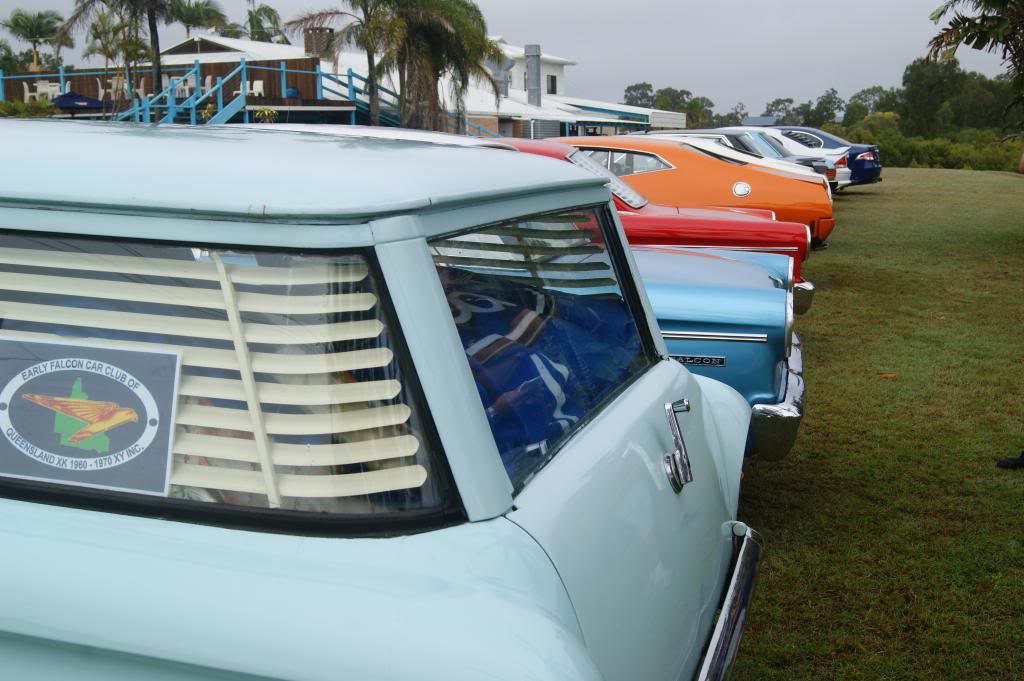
[429,206,653,489]
[824,131,853,146]
[760,134,792,158]
[679,142,747,166]
[742,133,784,159]
[0,235,455,522]
[567,149,649,209]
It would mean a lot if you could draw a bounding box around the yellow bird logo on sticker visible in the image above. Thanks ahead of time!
[21,393,139,443]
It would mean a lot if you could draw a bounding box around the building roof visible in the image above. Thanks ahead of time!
[488,37,576,66]
[741,115,778,126]
[0,120,603,223]
[160,35,308,65]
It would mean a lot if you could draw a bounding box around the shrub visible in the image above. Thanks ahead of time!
[0,98,56,118]
[827,115,1022,172]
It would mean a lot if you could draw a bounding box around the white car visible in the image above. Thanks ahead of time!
[723,126,853,189]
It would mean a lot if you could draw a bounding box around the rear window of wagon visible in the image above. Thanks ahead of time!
[0,234,461,533]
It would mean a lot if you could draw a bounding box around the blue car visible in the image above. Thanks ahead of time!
[774,126,883,187]
[634,246,803,460]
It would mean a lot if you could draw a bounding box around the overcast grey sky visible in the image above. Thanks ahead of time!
[0,0,1007,113]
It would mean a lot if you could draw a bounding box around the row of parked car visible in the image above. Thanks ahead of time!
[637,125,884,194]
[0,119,881,681]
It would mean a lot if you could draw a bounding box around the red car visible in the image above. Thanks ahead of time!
[500,138,815,312]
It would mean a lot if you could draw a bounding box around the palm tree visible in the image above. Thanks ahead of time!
[49,30,74,65]
[82,11,129,72]
[928,1,1024,114]
[1,9,64,68]
[63,0,169,101]
[247,4,288,44]
[432,0,503,132]
[166,0,227,37]
[376,0,501,130]
[285,1,392,125]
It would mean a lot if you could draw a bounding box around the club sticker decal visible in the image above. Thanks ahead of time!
[0,337,180,496]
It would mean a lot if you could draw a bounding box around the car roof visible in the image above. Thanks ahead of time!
[0,120,603,223]
[237,123,516,150]
[556,135,695,155]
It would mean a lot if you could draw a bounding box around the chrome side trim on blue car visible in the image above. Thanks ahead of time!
[750,333,805,460]
[662,331,768,343]
[695,524,763,681]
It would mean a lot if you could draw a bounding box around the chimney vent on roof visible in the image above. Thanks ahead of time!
[304,27,335,59]
[525,44,542,107]
[486,55,515,97]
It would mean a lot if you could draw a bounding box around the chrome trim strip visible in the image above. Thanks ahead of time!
[662,331,768,343]
[661,245,801,253]
[750,334,804,461]
[695,525,764,681]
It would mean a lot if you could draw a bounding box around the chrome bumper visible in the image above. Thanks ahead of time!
[793,281,815,315]
[695,525,764,681]
[750,334,804,460]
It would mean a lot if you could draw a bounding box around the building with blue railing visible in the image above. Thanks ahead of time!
[0,31,684,137]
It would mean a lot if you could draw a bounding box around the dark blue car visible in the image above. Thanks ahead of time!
[774,126,882,187]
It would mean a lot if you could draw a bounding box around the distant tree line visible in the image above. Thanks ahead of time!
[622,58,1021,136]
[620,58,1023,171]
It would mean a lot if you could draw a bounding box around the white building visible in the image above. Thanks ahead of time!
[156,33,684,137]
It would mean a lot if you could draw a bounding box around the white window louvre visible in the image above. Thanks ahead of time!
[434,219,617,291]
[0,240,436,513]
[211,252,281,507]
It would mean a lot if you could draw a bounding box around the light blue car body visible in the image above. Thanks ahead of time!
[633,247,804,459]
[0,121,761,681]
[636,247,790,407]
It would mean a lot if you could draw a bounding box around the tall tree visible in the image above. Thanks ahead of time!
[928,0,1024,118]
[622,82,654,107]
[0,38,17,72]
[82,11,130,71]
[842,100,869,126]
[901,57,967,135]
[376,0,502,130]
[432,0,504,132]
[63,0,169,101]
[285,1,390,124]
[763,97,797,124]
[167,0,227,37]
[1,9,63,68]
[684,96,714,128]
[713,102,747,127]
[652,86,692,113]
[246,4,288,43]
[811,88,845,126]
[49,29,74,64]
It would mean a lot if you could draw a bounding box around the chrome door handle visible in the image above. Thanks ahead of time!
[663,398,693,493]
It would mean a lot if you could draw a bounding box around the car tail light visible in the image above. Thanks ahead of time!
[836,156,847,168]
[856,151,876,162]
[826,168,836,180]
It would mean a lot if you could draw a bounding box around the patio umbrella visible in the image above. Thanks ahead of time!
[51,92,104,111]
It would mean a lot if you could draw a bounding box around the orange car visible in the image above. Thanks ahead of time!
[555,136,836,244]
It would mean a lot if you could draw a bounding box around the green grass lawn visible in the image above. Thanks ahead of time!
[733,168,1024,681]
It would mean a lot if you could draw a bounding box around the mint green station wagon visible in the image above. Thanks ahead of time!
[0,120,761,681]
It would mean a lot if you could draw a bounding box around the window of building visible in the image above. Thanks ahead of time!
[546,74,557,95]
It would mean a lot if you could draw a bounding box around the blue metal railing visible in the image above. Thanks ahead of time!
[0,63,195,105]
[2,58,503,136]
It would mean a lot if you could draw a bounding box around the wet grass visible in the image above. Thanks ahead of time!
[733,168,1024,681]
